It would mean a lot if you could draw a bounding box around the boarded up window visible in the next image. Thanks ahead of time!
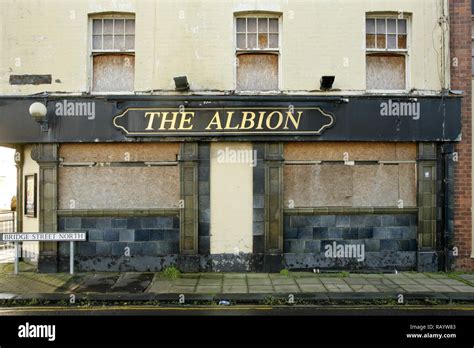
[237,53,278,91]
[366,54,405,90]
[93,54,134,92]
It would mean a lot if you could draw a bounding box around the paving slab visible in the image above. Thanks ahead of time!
[75,274,120,293]
[425,285,458,292]
[295,277,323,285]
[196,285,221,293]
[198,278,223,286]
[248,285,274,293]
[223,279,247,286]
[452,286,474,293]
[172,286,196,293]
[350,285,379,292]
[222,285,248,293]
[271,277,297,285]
[147,280,173,293]
[438,279,467,286]
[223,273,247,279]
[299,285,327,293]
[174,278,198,286]
[273,285,300,293]
[109,273,154,293]
[400,285,431,292]
[248,278,272,286]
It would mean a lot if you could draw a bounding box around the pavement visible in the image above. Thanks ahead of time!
[1,263,474,304]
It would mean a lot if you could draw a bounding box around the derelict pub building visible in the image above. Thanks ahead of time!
[0,0,469,273]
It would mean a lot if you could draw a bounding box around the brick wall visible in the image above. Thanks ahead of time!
[450,0,474,269]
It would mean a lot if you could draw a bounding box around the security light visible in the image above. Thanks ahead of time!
[29,102,49,131]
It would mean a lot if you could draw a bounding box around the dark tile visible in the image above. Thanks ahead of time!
[198,166,210,181]
[327,227,343,239]
[156,217,174,229]
[381,215,396,226]
[129,242,143,255]
[119,229,134,242]
[163,230,179,242]
[65,217,81,229]
[142,217,157,228]
[297,227,313,240]
[320,215,336,227]
[289,239,305,253]
[335,215,350,227]
[111,242,128,256]
[342,227,358,239]
[313,227,329,239]
[150,229,164,241]
[253,195,264,209]
[96,218,112,229]
[306,216,321,226]
[135,229,150,241]
[394,215,411,226]
[284,227,297,239]
[253,208,265,222]
[199,222,210,236]
[96,242,111,255]
[78,242,96,256]
[199,236,210,254]
[291,216,307,228]
[358,227,373,239]
[253,222,264,236]
[88,230,103,241]
[173,216,180,229]
[58,218,66,230]
[127,217,142,229]
[143,242,158,255]
[304,240,321,253]
[112,218,127,229]
[253,235,264,254]
[104,229,119,241]
[365,215,382,227]
[350,215,366,227]
[81,218,97,229]
[380,239,400,251]
[365,239,380,252]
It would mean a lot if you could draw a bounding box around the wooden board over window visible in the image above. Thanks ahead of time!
[366,54,405,90]
[237,53,278,91]
[93,54,134,92]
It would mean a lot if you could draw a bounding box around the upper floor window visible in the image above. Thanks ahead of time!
[366,16,408,91]
[90,15,135,92]
[235,15,280,91]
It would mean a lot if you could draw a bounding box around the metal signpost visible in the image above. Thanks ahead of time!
[0,232,87,275]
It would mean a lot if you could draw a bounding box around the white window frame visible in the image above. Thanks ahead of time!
[88,13,135,94]
[365,14,411,93]
[234,13,282,92]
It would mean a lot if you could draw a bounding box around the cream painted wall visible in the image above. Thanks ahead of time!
[22,145,40,262]
[0,0,445,94]
[0,147,16,210]
[210,143,253,254]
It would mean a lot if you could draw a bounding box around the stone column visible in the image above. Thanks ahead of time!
[264,143,284,272]
[31,144,59,273]
[178,143,199,271]
[417,142,438,271]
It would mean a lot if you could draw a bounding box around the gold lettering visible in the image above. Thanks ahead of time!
[266,111,283,130]
[224,111,239,130]
[159,112,179,130]
[284,111,303,130]
[205,111,223,130]
[144,112,159,130]
[240,111,255,130]
[179,111,195,130]
[256,111,265,130]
